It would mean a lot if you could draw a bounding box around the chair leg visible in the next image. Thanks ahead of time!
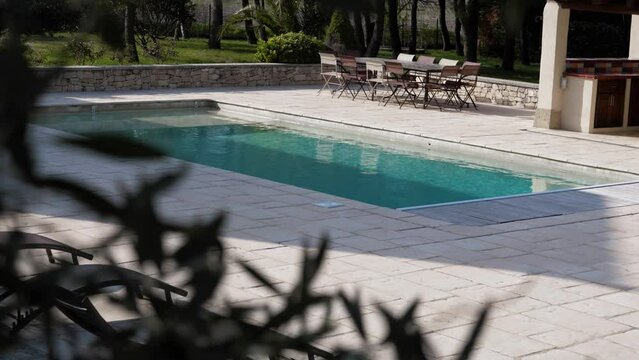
[337,79,351,99]
[317,75,332,95]
[382,87,397,107]
[426,89,443,110]
[357,82,368,101]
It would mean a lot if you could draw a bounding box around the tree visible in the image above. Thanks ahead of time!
[325,10,357,53]
[364,0,386,56]
[454,0,479,62]
[452,0,464,56]
[351,6,368,55]
[300,0,330,38]
[242,0,258,44]
[209,0,223,49]
[388,0,402,57]
[438,0,452,51]
[124,2,139,62]
[409,0,418,53]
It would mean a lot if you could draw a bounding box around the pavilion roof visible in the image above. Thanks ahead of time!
[556,0,639,14]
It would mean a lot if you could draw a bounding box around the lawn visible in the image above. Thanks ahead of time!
[26,33,257,65]
[26,33,539,83]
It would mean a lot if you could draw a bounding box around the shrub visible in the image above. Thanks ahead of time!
[65,37,105,65]
[255,32,323,63]
[324,10,356,54]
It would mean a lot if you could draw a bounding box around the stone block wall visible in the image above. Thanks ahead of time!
[473,77,539,109]
[35,63,322,92]
[36,63,540,109]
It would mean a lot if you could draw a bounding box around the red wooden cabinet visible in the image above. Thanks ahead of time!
[594,80,626,128]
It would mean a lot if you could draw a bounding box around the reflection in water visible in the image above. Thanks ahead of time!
[531,178,550,193]
[360,148,380,175]
[315,142,334,163]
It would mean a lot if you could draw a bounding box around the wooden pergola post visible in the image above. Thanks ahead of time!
[534,0,571,129]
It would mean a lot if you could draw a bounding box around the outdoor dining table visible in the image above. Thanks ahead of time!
[354,57,444,75]
[355,57,445,107]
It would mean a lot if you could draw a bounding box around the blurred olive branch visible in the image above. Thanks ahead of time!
[0,1,489,359]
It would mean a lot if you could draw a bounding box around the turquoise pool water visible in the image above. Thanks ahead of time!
[37,108,607,209]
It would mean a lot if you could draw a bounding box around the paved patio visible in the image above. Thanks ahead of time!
[5,86,639,359]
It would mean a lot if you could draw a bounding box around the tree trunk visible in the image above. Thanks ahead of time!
[502,32,515,70]
[454,18,464,55]
[124,2,139,63]
[520,13,531,65]
[364,11,374,44]
[388,0,402,57]
[438,0,452,51]
[457,0,479,62]
[408,0,417,53]
[364,0,385,57]
[242,0,257,44]
[253,0,268,41]
[209,0,223,49]
[352,9,366,55]
[453,2,464,56]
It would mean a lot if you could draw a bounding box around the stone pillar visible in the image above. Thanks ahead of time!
[534,0,570,129]
[630,15,639,58]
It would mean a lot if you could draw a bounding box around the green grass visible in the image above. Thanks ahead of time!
[26,33,257,66]
[27,33,539,83]
[379,48,540,83]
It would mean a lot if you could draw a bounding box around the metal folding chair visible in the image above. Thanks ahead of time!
[458,62,481,109]
[396,53,417,62]
[317,52,344,96]
[417,56,436,65]
[381,61,420,109]
[438,58,460,66]
[336,56,369,100]
[366,61,391,102]
[423,66,462,111]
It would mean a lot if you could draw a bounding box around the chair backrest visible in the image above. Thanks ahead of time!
[438,58,459,66]
[319,52,337,66]
[366,61,385,80]
[384,61,405,77]
[417,56,436,64]
[396,53,416,62]
[339,55,358,72]
[461,62,481,77]
[439,65,461,79]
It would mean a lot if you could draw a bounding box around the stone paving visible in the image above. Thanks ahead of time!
[5,86,639,359]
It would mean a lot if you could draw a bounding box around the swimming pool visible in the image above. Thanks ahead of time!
[36,107,618,209]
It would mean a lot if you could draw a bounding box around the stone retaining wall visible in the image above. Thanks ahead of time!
[37,64,539,109]
[474,76,539,109]
[36,63,322,92]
